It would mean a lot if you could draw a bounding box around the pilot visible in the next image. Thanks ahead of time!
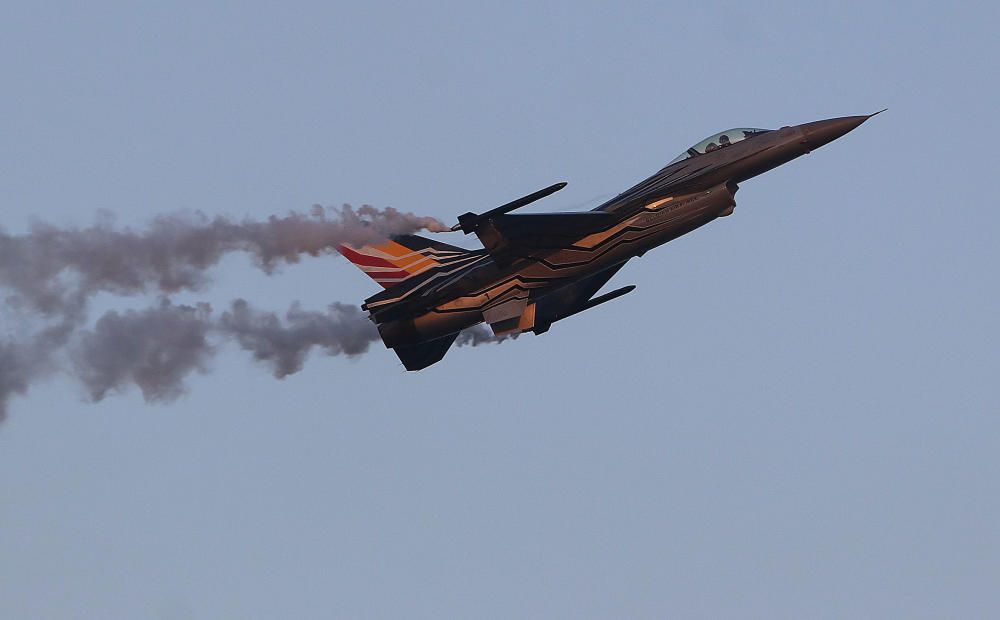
[719,134,731,147]
[705,142,719,152]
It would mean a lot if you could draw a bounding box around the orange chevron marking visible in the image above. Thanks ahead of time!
[645,196,674,210]
[575,218,635,249]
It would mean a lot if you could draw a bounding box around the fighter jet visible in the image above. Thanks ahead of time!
[339,112,881,370]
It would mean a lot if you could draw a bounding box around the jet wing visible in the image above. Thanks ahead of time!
[531,262,628,334]
[474,211,617,259]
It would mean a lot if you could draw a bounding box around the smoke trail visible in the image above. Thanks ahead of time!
[214,303,511,381]
[0,342,39,423]
[0,205,448,319]
[455,324,518,346]
[218,299,378,378]
[0,334,54,423]
[0,318,78,421]
[71,300,215,403]
[0,205,515,419]
[0,298,511,416]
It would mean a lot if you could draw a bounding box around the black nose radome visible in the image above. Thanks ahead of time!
[799,113,879,149]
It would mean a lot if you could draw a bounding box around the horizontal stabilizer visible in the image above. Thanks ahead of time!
[392,332,458,371]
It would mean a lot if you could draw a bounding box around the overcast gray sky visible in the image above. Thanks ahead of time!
[2,1,998,618]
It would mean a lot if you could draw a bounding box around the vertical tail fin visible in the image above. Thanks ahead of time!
[337,234,473,289]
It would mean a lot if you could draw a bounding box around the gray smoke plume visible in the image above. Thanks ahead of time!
[0,298,511,417]
[0,205,518,420]
[214,303,511,380]
[0,319,77,421]
[71,300,215,403]
[218,299,378,378]
[455,324,517,346]
[0,205,448,320]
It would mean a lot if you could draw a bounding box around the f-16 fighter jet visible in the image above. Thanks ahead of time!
[339,112,882,370]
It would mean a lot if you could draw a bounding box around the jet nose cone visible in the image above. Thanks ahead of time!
[799,113,878,150]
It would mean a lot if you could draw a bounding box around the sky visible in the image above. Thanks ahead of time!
[1,1,998,618]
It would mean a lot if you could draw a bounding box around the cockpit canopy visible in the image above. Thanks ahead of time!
[668,128,772,164]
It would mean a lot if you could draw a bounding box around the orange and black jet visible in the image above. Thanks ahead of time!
[340,113,881,370]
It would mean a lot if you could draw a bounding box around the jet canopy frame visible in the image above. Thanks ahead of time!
[668,128,772,164]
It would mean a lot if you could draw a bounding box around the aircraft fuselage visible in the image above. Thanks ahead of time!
[357,114,878,364]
